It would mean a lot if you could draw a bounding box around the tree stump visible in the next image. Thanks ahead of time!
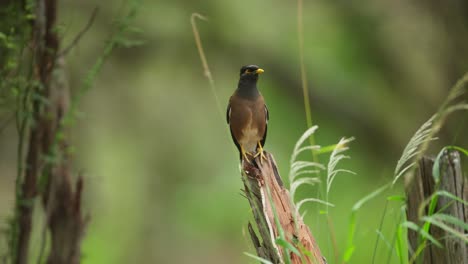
[242,152,326,264]
[405,150,468,264]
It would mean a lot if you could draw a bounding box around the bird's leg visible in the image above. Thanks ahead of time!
[254,141,267,163]
[240,145,251,163]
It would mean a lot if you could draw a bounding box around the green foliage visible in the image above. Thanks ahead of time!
[0,1,33,73]
[383,72,468,263]
[0,2,36,263]
[0,1,34,120]
[343,183,390,263]
[65,0,143,128]
[422,214,468,242]
[401,221,442,248]
[394,207,407,264]
[1,0,143,262]
[390,73,468,261]
[1,1,467,263]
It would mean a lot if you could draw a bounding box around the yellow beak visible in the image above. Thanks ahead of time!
[255,68,265,74]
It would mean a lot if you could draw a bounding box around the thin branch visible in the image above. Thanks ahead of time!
[58,7,99,57]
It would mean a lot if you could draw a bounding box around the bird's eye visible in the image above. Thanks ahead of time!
[244,69,251,74]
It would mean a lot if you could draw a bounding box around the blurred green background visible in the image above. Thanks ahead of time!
[1,0,468,263]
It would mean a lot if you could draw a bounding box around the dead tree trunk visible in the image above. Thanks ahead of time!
[14,0,87,263]
[405,150,468,264]
[242,152,326,264]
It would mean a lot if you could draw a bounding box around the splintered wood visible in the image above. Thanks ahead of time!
[242,152,326,264]
[405,150,468,264]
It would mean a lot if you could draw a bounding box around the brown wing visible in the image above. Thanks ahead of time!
[226,100,242,158]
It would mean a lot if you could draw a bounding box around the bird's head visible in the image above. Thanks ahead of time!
[239,65,264,81]
[237,65,264,97]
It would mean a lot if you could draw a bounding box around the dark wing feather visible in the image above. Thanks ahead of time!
[260,104,269,147]
[227,101,242,159]
[226,103,231,124]
[230,127,242,160]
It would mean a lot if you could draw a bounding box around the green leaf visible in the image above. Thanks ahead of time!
[423,191,468,211]
[275,237,301,258]
[352,183,390,212]
[421,216,468,243]
[401,221,442,248]
[343,246,355,262]
[430,214,468,231]
[315,143,339,155]
[387,195,406,202]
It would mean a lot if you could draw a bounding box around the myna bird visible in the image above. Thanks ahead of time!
[227,65,268,163]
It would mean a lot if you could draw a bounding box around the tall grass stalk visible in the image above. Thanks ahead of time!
[297,0,317,163]
[289,126,323,207]
[288,126,355,263]
[393,72,468,184]
[387,73,468,263]
[382,204,408,264]
[191,13,223,120]
[371,200,389,264]
[326,137,355,197]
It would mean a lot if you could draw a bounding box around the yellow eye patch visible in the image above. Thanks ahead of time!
[245,69,251,74]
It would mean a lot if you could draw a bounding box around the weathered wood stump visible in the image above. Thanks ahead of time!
[242,152,326,264]
[405,150,468,264]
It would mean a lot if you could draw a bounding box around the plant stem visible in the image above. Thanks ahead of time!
[297,0,318,163]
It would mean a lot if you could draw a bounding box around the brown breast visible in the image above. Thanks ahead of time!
[229,94,266,152]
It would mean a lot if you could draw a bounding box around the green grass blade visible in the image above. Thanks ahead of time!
[244,252,274,264]
[421,216,468,243]
[401,221,442,248]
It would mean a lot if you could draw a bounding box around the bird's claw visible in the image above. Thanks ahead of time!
[240,143,267,165]
[241,145,252,164]
[242,153,251,164]
[254,142,267,164]
[254,151,267,164]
